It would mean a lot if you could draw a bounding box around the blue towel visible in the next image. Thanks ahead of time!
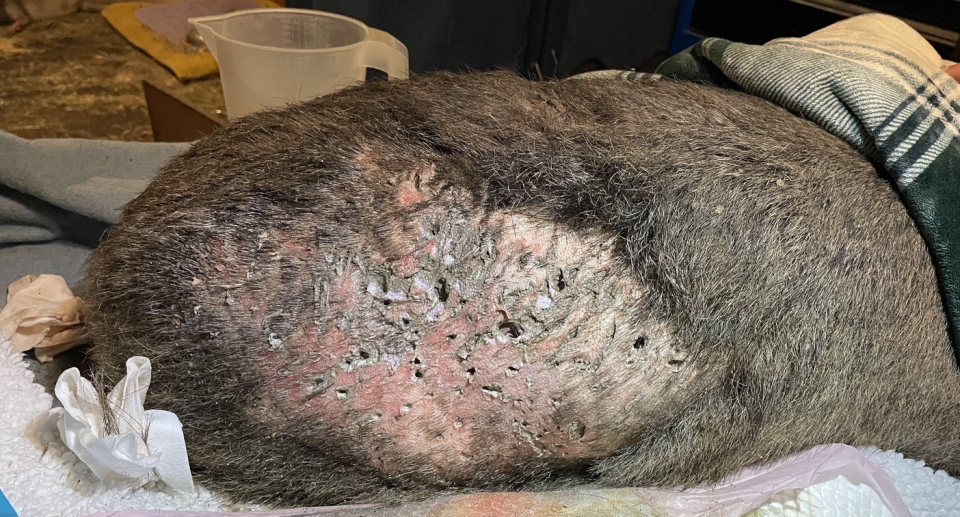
[0,488,17,517]
[0,131,187,305]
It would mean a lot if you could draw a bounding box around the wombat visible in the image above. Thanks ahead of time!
[83,71,960,506]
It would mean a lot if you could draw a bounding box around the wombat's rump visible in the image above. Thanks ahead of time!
[84,72,960,506]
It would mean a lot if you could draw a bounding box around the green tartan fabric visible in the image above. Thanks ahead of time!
[656,14,960,367]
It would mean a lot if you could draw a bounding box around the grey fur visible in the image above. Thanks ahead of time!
[83,72,960,506]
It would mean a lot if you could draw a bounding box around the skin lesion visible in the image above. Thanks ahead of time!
[243,193,696,484]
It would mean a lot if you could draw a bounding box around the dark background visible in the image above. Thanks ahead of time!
[286,0,681,78]
[285,0,960,78]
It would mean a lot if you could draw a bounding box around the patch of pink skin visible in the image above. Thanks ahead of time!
[396,165,437,207]
[331,262,361,313]
[278,239,312,260]
[491,212,557,259]
[398,188,424,207]
[396,254,420,277]
[246,174,692,481]
[204,231,318,330]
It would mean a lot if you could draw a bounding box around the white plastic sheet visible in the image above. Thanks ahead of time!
[636,443,912,517]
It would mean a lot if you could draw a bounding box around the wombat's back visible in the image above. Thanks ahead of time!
[84,72,960,506]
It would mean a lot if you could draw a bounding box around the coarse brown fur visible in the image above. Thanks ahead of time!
[83,71,960,506]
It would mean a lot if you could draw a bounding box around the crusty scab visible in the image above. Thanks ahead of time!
[83,71,960,506]
[231,174,692,484]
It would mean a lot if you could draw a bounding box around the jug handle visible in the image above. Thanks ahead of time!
[362,29,410,80]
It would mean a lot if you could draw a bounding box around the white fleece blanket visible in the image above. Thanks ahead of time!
[2,336,960,517]
[0,338,236,517]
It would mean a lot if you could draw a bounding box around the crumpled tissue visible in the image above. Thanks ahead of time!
[51,356,195,493]
[0,274,86,362]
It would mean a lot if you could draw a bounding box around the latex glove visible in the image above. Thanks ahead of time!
[55,356,194,493]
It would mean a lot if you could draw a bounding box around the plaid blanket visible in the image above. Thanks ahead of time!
[657,13,960,368]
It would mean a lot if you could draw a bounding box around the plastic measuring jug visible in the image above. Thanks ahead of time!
[190,9,408,118]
